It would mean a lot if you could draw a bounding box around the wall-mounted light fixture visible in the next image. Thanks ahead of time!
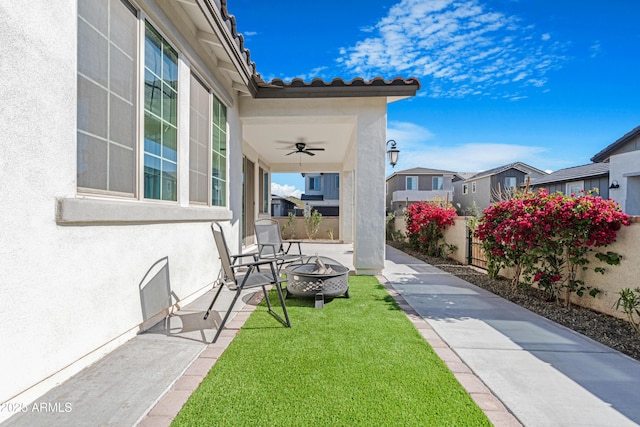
[609,180,620,189]
[386,140,400,168]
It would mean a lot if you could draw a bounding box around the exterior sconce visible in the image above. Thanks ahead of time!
[386,140,400,168]
[609,180,620,189]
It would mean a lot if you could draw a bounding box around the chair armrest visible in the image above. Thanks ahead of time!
[229,251,259,263]
[231,258,280,269]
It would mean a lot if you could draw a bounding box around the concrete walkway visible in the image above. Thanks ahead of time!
[384,245,640,427]
[3,243,640,426]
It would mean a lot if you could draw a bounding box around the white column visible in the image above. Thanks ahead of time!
[340,171,354,243]
[353,108,386,275]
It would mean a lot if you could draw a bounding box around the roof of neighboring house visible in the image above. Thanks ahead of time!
[217,2,420,99]
[528,163,609,186]
[455,172,477,181]
[271,195,303,207]
[386,167,460,181]
[591,125,640,162]
[466,162,547,180]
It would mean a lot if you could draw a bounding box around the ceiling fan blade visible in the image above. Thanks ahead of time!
[285,151,297,156]
[305,148,325,151]
[303,151,316,156]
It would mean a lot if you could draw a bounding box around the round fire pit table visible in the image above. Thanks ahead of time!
[284,256,350,308]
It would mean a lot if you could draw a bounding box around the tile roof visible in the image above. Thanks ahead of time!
[253,77,421,99]
[591,125,640,162]
[529,163,609,186]
[219,2,420,99]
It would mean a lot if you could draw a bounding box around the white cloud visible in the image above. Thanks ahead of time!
[385,120,549,172]
[338,0,567,98]
[590,40,602,58]
[271,183,302,198]
[396,142,548,172]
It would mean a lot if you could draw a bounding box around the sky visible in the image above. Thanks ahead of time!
[228,0,640,198]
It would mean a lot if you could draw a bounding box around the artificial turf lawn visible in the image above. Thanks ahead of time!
[172,276,491,426]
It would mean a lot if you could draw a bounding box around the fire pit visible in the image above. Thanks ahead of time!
[284,256,349,308]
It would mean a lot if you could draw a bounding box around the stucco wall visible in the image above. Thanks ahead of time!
[274,217,341,241]
[0,0,244,407]
[391,215,640,320]
[392,216,469,264]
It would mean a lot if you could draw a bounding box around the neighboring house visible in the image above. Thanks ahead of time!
[385,167,459,214]
[453,162,547,214]
[528,163,610,199]
[591,125,640,215]
[0,0,418,411]
[271,195,302,217]
[301,173,340,216]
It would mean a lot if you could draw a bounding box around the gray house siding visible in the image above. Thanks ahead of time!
[304,173,339,200]
[538,177,609,199]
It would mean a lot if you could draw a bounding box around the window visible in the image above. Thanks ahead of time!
[189,74,227,206]
[189,74,209,204]
[406,176,418,190]
[259,169,269,213]
[211,97,227,206]
[504,177,517,190]
[309,176,320,191]
[472,181,477,193]
[143,22,178,201]
[463,184,468,194]
[77,0,228,208]
[432,176,443,190]
[566,181,584,196]
[77,0,138,195]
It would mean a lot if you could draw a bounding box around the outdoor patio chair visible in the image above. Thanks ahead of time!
[254,219,304,270]
[204,222,291,343]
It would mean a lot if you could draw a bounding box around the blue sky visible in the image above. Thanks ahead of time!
[229,0,640,198]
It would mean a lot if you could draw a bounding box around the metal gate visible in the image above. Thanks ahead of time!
[468,229,488,270]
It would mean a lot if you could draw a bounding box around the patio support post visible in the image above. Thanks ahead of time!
[340,171,354,244]
[353,107,386,275]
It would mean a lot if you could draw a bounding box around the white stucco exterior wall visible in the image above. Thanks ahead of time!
[0,0,243,407]
[340,171,355,243]
[353,100,387,274]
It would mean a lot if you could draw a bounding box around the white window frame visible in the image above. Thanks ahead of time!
[471,181,477,193]
[566,181,584,196]
[406,176,418,191]
[504,177,517,190]
[463,184,469,194]
[432,176,443,190]
[308,176,320,191]
[67,1,232,224]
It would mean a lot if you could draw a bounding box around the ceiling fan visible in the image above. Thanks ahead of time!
[277,139,325,156]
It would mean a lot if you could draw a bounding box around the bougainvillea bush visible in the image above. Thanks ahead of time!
[405,202,457,257]
[476,189,630,306]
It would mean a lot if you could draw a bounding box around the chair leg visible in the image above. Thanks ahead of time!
[274,282,291,327]
[203,283,225,320]
[211,288,243,343]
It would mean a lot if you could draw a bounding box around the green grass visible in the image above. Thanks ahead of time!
[172,276,491,426]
